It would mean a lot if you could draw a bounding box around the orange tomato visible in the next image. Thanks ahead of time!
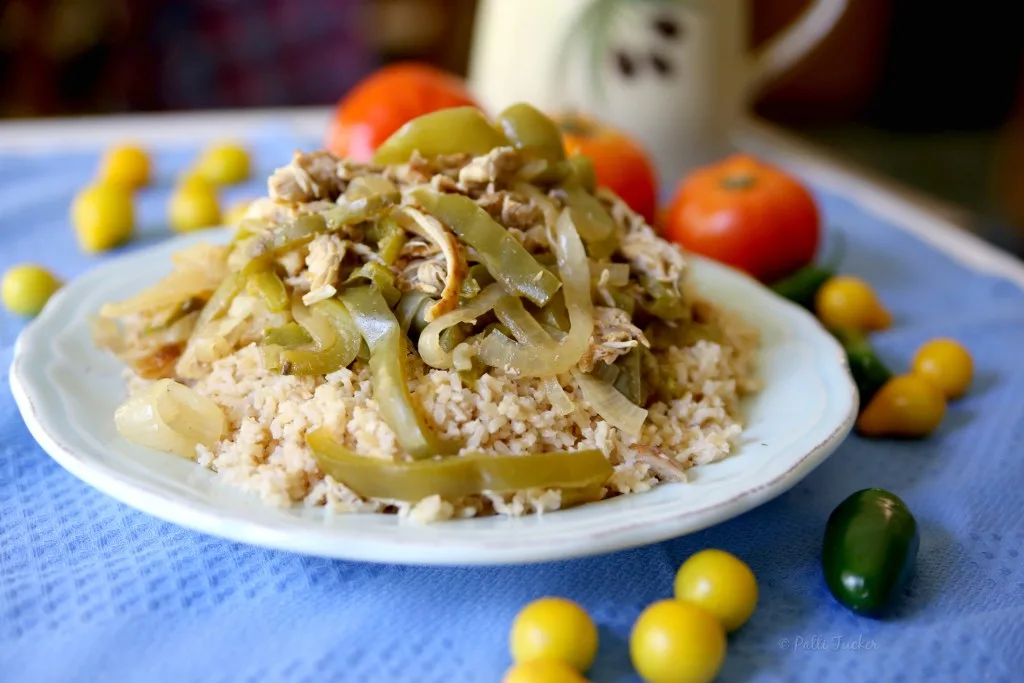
[556,113,658,226]
[664,154,820,283]
[325,62,480,162]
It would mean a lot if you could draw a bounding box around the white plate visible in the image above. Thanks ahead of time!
[10,229,856,565]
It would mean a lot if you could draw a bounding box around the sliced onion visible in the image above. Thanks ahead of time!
[100,269,219,318]
[418,283,505,369]
[478,208,593,376]
[114,379,226,459]
[452,343,475,372]
[512,181,558,223]
[544,377,574,416]
[571,369,648,437]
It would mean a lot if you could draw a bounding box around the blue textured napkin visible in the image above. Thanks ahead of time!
[3,126,1024,683]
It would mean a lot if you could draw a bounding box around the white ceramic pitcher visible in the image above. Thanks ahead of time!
[467,0,848,187]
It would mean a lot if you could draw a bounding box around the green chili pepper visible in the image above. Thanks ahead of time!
[770,265,835,311]
[410,188,561,306]
[339,285,458,459]
[307,428,612,501]
[372,107,509,165]
[834,329,893,412]
[822,488,919,616]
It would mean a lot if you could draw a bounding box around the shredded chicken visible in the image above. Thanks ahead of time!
[619,223,687,290]
[633,445,688,482]
[397,207,467,320]
[278,249,307,279]
[456,146,520,190]
[579,306,650,372]
[241,197,292,226]
[305,234,346,291]
[269,150,346,203]
[399,256,447,296]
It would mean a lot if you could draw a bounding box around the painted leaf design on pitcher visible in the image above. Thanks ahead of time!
[555,0,695,104]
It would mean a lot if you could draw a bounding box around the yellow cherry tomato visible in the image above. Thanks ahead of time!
[98,144,151,189]
[2,264,62,317]
[815,275,892,332]
[856,373,946,438]
[510,597,598,672]
[168,182,222,233]
[630,600,725,683]
[502,660,590,683]
[195,142,251,185]
[673,549,758,632]
[70,183,134,252]
[224,199,254,227]
[912,338,973,400]
[177,168,215,191]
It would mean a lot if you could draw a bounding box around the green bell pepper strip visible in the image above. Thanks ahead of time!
[366,215,408,266]
[241,214,328,275]
[272,297,361,376]
[307,428,613,501]
[566,155,597,193]
[495,103,567,165]
[635,273,687,321]
[822,488,919,616]
[339,285,458,459]
[372,107,510,165]
[559,185,615,242]
[194,272,245,329]
[342,262,402,308]
[459,264,495,299]
[395,290,436,337]
[410,188,561,306]
[344,175,400,203]
[321,194,396,231]
[262,322,313,347]
[246,270,289,313]
[612,347,646,406]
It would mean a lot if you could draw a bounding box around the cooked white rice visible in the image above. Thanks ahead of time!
[178,295,759,523]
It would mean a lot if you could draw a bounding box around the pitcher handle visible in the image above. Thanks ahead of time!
[749,0,849,94]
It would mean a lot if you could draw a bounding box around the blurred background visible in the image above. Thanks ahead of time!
[1,0,1023,253]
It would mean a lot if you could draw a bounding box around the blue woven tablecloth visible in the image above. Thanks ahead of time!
[3,127,1024,683]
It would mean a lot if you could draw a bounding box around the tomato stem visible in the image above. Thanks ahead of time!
[721,174,756,190]
[557,112,593,137]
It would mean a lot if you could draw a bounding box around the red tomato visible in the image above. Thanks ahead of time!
[556,113,659,226]
[664,154,820,282]
[325,62,480,162]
